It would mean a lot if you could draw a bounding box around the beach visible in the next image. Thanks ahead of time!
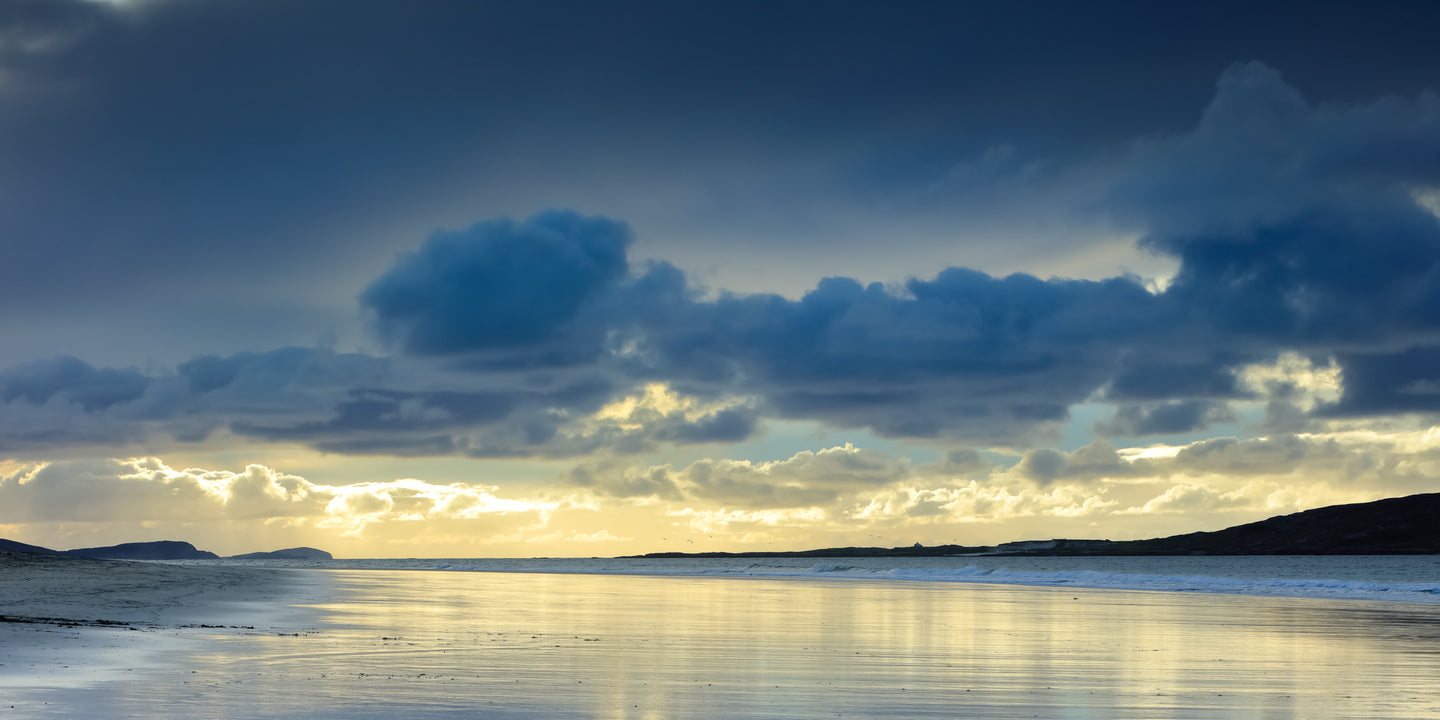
[4,555,1440,719]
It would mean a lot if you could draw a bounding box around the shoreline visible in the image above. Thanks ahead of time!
[152,553,1440,605]
[4,557,1440,718]
[11,566,1438,719]
[0,552,322,715]
[0,551,299,628]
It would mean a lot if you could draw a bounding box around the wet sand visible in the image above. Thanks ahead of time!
[0,552,305,711]
[0,552,293,626]
[4,559,1440,718]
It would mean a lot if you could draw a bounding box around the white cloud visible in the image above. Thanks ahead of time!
[1239,352,1342,412]
[5,425,1438,555]
[0,457,554,536]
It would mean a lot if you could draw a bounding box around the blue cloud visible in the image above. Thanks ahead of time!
[622,266,1155,440]
[1323,346,1440,417]
[653,408,758,444]
[1104,354,1248,401]
[1096,400,1234,437]
[6,63,1440,455]
[362,212,632,355]
[0,355,149,412]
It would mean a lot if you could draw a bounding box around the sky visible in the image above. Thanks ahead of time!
[3,0,1440,558]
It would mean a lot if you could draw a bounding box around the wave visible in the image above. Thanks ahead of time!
[877,565,1440,602]
[428,559,1440,604]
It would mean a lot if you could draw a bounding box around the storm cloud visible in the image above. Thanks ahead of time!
[4,1,1440,364]
[1,24,1438,463]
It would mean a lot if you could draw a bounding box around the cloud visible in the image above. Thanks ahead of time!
[0,356,153,448]
[2,1,1438,369]
[0,355,150,411]
[356,211,1156,444]
[850,482,1119,527]
[1167,435,1334,477]
[0,457,551,531]
[1130,483,1249,514]
[570,444,911,510]
[942,448,989,473]
[1102,354,1245,401]
[1323,346,1440,416]
[1095,400,1234,437]
[1111,429,1440,500]
[7,425,1437,552]
[5,65,1440,457]
[0,458,223,523]
[566,462,683,502]
[337,65,1440,448]
[1121,64,1440,345]
[362,212,634,357]
[666,270,1155,440]
[652,408,758,444]
[1013,441,1127,484]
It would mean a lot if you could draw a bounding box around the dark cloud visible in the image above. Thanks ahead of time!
[652,408,758,444]
[4,0,1439,369]
[174,348,390,401]
[5,61,1440,457]
[1323,346,1440,416]
[312,435,459,458]
[351,208,1163,444]
[1122,64,1440,346]
[1096,400,1235,438]
[1103,354,1247,401]
[633,269,1155,440]
[232,389,521,440]
[1108,64,1440,422]
[362,212,633,356]
[0,355,149,411]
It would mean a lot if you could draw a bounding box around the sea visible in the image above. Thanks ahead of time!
[186,553,1440,605]
[11,554,1440,719]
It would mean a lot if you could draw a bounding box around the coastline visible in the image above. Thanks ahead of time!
[4,555,1440,718]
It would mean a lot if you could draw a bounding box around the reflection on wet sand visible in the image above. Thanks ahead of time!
[16,569,1440,719]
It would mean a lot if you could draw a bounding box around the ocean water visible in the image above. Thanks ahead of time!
[14,565,1440,719]
[192,554,1440,604]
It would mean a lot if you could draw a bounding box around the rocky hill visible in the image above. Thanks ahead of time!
[0,538,59,555]
[0,539,338,561]
[1092,492,1440,555]
[229,547,333,560]
[64,540,219,560]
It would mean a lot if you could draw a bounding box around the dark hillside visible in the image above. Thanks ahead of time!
[64,540,219,560]
[1098,492,1440,555]
[0,538,58,555]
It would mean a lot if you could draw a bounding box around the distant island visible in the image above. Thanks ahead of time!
[0,539,332,561]
[229,547,333,561]
[626,491,1440,559]
[65,540,220,560]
